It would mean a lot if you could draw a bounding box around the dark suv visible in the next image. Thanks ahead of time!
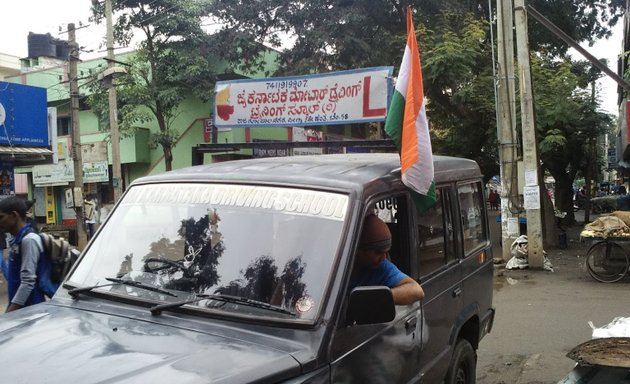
[0,153,494,383]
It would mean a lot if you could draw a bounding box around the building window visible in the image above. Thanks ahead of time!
[57,116,71,136]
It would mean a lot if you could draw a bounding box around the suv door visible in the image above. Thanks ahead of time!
[415,186,463,382]
[330,193,424,383]
[458,181,493,338]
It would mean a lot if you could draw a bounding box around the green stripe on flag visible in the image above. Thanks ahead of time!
[412,181,436,214]
[384,90,405,149]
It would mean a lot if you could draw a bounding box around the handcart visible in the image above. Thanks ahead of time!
[580,234,630,283]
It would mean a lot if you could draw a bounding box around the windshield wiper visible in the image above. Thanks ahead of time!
[150,293,296,317]
[67,277,178,299]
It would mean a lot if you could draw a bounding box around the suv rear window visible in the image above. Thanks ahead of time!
[458,181,488,254]
[417,187,456,276]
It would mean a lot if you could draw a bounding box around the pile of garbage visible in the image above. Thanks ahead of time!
[505,235,554,272]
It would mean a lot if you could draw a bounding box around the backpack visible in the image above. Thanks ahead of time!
[38,232,79,284]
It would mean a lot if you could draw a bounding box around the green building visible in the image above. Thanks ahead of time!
[6,51,372,231]
[5,50,284,227]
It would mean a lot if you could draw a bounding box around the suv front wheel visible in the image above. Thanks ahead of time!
[445,338,477,384]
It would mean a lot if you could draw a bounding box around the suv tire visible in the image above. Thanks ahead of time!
[445,339,477,384]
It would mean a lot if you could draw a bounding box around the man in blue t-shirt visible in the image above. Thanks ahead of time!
[350,214,424,305]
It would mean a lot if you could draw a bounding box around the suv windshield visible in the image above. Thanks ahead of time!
[69,183,348,321]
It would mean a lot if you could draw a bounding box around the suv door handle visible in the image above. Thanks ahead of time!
[405,316,417,331]
[452,287,462,298]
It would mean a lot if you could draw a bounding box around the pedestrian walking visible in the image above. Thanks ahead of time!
[84,194,97,240]
[489,189,499,210]
[0,197,57,312]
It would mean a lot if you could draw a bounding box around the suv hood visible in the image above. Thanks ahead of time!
[0,304,302,383]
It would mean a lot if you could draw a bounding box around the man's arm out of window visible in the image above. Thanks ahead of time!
[391,276,424,305]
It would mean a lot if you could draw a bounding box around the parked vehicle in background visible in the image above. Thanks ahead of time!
[0,153,494,383]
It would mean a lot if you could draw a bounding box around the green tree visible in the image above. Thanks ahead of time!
[206,0,624,73]
[89,0,215,171]
[206,0,623,183]
[534,55,614,223]
[419,13,499,182]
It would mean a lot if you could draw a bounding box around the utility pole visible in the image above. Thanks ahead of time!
[68,23,88,249]
[515,0,544,268]
[105,0,123,202]
[496,0,520,261]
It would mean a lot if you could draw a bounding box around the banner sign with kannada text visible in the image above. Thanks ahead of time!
[213,67,393,128]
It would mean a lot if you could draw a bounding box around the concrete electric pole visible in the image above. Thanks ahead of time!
[496,0,520,261]
[515,0,544,268]
[105,0,123,202]
[68,23,88,249]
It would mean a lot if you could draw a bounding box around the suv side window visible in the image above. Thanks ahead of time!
[372,194,411,276]
[458,181,488,254]
[417,187,455,276]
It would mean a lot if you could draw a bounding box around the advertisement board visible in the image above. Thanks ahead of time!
[607,147,617,169]
[33,160,109,186]
[0,82,48,146]
[0,161,15,198]
[214,67,393,128]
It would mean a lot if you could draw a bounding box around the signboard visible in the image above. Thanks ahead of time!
[252,139,288,158]
[83,161,109,183]
[33,161,74,186]
[608,147,617,169]
[0,161,15,198]
[523,185,541,210]
[507,217,520,237]
[214,67,393,128]
[0,82,48,146]
[33,160,109,186]
[203,118,213,143]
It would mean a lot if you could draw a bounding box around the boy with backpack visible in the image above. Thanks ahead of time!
[0,197,57,312]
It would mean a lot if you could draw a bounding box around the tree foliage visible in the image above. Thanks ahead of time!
[418,13,499,181]
[206,0,623,184]
[89,0,215,171]
[533,55,614,222]
[526,0,625,55]
[88,0,623,210]
[206,0,624,74]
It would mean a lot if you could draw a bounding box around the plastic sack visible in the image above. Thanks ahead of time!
[589,317,630,339]
[505,235,554,272]
[505,255,528,270]
[511,235,529,259]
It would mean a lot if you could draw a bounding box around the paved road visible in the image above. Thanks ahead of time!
[477,211,630,383]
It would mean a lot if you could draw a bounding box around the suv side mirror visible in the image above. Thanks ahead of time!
[346,286,395,325]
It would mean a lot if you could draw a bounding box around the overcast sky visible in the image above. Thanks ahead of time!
[0,1,623,114]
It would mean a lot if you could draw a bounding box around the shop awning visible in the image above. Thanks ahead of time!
[0,146,54,166]
[0,146,53,156]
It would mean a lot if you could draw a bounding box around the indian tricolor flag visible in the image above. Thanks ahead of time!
[385,7,436,212]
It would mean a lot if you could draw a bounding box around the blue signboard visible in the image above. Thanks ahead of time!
[607,147,617,169]
[0,82,48,147]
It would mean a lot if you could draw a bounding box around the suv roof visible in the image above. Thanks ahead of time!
[136,154,481,192]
